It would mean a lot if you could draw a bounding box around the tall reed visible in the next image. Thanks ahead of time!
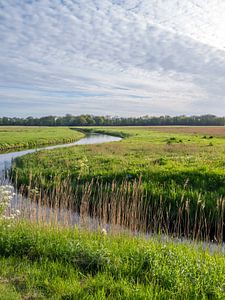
[11,174,225,243]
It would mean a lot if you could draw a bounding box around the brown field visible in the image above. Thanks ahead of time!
[142,126,225,136]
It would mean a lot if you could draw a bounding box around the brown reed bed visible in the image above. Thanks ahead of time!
[10,175,225,243]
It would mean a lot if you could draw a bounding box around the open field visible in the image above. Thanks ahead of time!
[132,126,225,137]
[12,126,225,241]
[0,126,84,151]
[0,126,225,299]
[0,222,224,299]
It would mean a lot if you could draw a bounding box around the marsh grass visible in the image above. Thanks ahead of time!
[11,174,225,243]
[9,126,225,241]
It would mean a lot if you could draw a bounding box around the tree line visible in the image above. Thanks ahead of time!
[0,114,224,126]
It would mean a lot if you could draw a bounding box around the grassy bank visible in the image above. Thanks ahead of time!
[0,221,224,299]
[12,126,225,240]
[0,126,84,151]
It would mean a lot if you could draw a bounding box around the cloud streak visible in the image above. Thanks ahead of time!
[0,0,225,116]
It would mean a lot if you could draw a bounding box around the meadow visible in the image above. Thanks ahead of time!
[12,126,225,241]
[1,125,225,299]
[0,221,224,299]
[0,126,84,151]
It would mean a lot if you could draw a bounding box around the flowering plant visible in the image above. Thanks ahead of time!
[0,185,20,220]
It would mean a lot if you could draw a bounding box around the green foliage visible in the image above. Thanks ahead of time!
[0,114,225,126]
[0,222,224,299]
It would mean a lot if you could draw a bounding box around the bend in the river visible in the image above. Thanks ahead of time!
[0,133,122,181]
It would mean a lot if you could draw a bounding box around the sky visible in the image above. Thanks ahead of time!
[1,0,225,117]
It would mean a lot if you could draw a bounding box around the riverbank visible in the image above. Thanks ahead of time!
[12,126,225,241]
[0,221,224,299]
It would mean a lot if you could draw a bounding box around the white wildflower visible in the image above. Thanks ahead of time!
[0,185,16,220]
[101,228,107,236]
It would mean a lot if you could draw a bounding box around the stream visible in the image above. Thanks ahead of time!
[0,133,122,178]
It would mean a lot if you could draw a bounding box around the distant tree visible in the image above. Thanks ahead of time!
[0,114,224,127]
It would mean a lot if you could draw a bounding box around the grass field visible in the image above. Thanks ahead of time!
[1,126,225,299]
[0,126,84,151]
[14,126,225,183]
[0,222,224,299]
[12,126,225,240]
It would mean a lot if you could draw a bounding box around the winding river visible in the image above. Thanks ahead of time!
[0,133,122,180]
[0,133,121,227]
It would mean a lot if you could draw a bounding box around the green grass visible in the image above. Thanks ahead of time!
[2,127,225,298]
[0,126,84,151]
[0,221,224,299]
[14,126,225,185]
[12,126,225,240]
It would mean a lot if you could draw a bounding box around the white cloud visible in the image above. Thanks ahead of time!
[0,0,225,116]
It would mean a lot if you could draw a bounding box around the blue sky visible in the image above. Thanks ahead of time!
[1,0,225,117]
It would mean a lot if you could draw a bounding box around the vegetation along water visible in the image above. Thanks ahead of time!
[11,126,225,242]
[0,125,225,299]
